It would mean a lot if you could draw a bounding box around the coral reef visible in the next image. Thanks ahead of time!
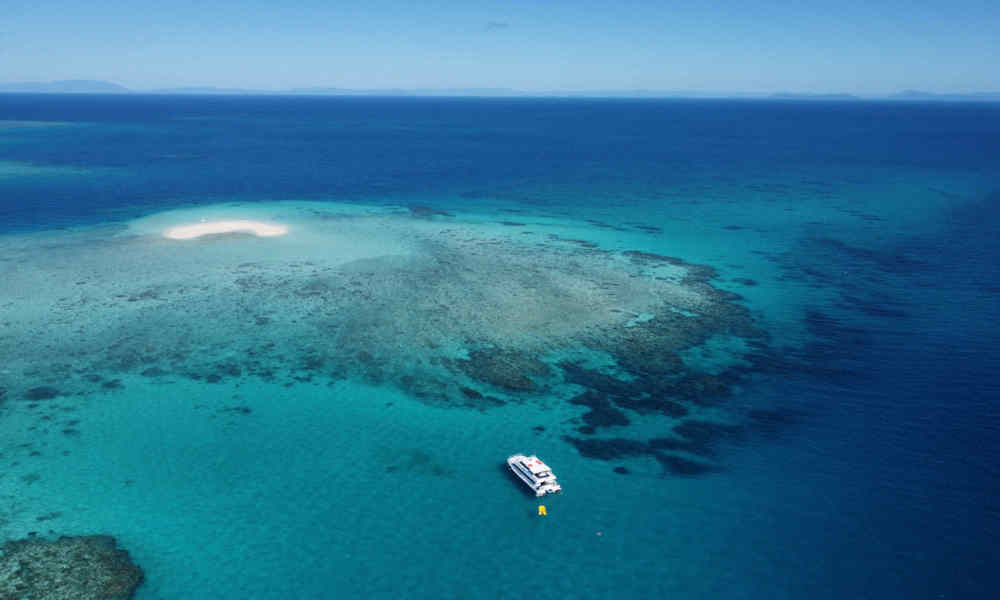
[0,535,143,600]
[456,349,551,392]
[0,207,777,475]
[562,435,718,477]
[23,387,62,401]
[568,391,630,432]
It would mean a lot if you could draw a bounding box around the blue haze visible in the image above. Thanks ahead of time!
[3,0,1000,93]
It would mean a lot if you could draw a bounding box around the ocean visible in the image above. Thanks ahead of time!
[1,94,998,599]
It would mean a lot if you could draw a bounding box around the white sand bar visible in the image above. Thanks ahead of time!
[164,220,288,240]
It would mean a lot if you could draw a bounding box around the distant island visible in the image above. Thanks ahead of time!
[0,80,131,94]
[889,90,1000,101]
[1,80,998,101]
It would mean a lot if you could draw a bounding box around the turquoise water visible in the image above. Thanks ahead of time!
[1,96,998,599]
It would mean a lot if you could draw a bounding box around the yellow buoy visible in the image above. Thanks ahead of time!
[538,505,547,516]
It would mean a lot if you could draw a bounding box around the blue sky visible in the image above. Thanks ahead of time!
[2,0,998,93]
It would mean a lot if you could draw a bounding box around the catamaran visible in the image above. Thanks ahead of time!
[507,454,562,497]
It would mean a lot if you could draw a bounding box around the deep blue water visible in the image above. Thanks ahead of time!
[1,95,999,598]
[3,95,998,230]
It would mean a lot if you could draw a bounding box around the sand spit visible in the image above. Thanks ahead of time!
[164,219,288,240]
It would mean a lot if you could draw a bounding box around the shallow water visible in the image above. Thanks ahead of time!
[1,96,998,599]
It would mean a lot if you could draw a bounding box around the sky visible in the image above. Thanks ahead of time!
[2,0,999,93]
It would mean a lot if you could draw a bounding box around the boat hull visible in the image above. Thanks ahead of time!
[506,454,562,496]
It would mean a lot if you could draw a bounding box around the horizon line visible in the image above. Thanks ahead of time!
[1,80,999,101]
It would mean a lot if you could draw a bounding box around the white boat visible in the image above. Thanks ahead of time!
[507,454,562,497]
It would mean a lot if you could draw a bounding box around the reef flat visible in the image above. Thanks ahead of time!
[0,202,767,476]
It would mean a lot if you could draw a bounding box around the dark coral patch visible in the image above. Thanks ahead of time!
[564,436,718,477]
[546,234,600,249]
[459,386,483,399]
[584,219,628,231]
[558,361,726,418]
[559,361,636,397]
[456,348,550,392]
[299,353,324,371]
[666,374,734,406]
[381,448,453,477]
[655,454,717,476]
[24,386,61,401]
[673,420,744,450]
[408,204,454,218]
[397,375,448,404]
[609,394,689,418]
[215,362,242,377]
[568,391,630,430]
[651,419,749,460]
[462,394,506,411]
[621,250,687,265]
[612,345,685,378]
[648,436,715,457]
[562,436,649,460]
[680,264,719,284]
[613,466,630,475]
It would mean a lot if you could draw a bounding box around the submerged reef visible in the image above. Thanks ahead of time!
[0,535,144,599]
[23,386,62,401]
[0,205,775,475]
[456,349,552,392]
